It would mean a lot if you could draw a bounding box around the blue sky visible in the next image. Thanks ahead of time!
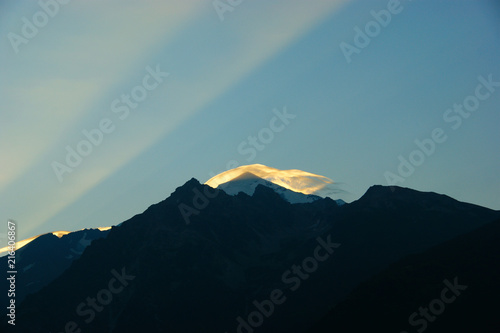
[1,0,499,240]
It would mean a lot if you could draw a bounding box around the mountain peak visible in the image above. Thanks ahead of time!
[231,171,262,182]
[211,164,340,203]
[170,178,202,197]
[356,185,482,212]
[205,164,337,197]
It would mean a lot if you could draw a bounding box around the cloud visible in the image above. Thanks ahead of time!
[206,164,336,196]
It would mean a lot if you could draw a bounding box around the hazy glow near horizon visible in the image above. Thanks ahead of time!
[205,164,334,196]
[0,227,112,256]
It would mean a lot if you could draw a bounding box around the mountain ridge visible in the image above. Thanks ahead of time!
[216,171,329,204]
[9,179,500,333]
[1,228,110,310]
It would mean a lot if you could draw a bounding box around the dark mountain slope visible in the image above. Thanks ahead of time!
[308,218,500,333]
[1,228,109,308]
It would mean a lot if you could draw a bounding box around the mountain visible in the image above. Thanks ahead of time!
[0,228,111,256]
[1,228,110,308]
[209,164,345,205]
[308,218,500,333]
[205,164,338,197]
[217,171,338,204]
[8,180,500,333]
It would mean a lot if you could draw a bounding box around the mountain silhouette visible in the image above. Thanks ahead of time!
[8,179,499,333]
[1,228,109,309]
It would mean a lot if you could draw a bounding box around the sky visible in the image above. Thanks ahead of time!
[1,0,499,241]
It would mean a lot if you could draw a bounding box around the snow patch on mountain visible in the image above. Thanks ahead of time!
[208,165,346,205]
[217,171,343,204]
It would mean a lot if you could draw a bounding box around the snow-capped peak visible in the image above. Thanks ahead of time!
[206,165,345,205]
[217,171,322,204]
